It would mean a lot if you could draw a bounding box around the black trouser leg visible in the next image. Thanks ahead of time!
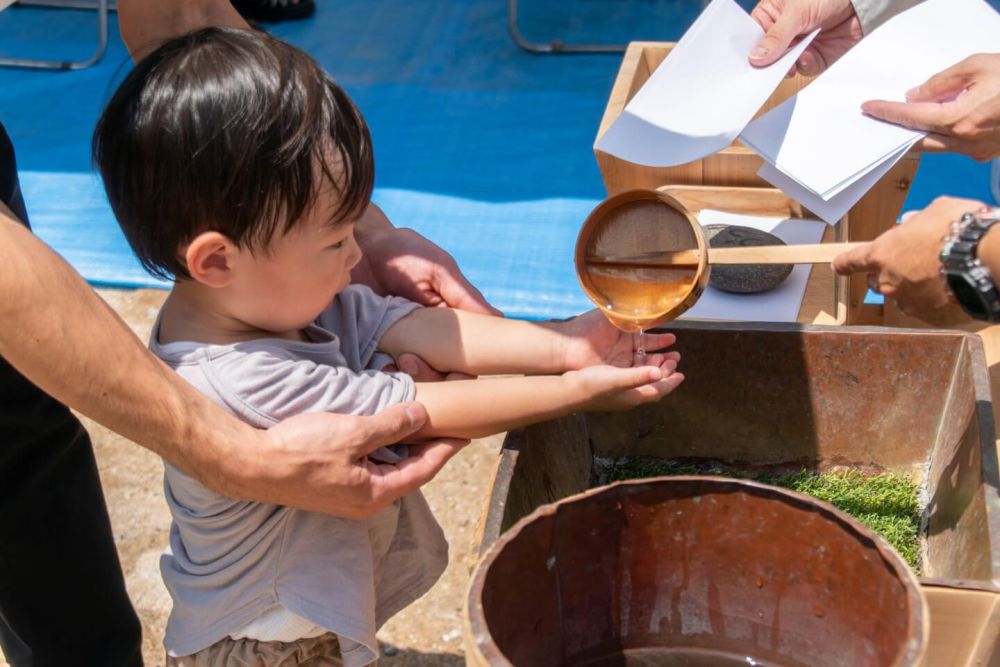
[0,123,143,666]
[0,387,143,667]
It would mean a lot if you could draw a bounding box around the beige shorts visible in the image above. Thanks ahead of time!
[165,633,347,667]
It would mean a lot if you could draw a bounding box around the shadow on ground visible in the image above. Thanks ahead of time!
[382,649,465,666]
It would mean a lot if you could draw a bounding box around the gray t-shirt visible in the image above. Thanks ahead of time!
[150,285,448,666]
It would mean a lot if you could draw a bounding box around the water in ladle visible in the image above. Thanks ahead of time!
[589,263,698,333]
[581,194,702,332]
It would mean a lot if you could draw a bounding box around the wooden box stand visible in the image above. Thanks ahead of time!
[595,42,922,325]
[470,324,1000,666]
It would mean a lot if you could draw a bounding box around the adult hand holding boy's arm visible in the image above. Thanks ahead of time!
[352,203,501,316]
[255,404,465,517]
[0,203,457,519]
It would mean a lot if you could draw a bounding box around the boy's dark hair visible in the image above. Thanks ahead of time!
[94,27,374,280]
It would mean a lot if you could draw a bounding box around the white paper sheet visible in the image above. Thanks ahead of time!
[740,0,1000,199]
[697,208,789,232]
[680,214,827,322]
[757,139,918,224]
[594,0,817,167]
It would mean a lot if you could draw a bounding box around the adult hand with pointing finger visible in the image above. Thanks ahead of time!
[831,197,986,326]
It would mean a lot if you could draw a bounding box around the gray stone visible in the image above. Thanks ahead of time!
[703,224,793,294]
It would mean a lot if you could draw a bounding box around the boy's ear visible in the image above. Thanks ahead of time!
[183,232,237,287]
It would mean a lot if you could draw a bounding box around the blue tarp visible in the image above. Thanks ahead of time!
[0,1,995,317]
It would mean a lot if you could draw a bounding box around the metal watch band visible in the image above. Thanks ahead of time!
[940,207,1000,323]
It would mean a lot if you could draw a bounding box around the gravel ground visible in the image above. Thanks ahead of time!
[0,288,502,667]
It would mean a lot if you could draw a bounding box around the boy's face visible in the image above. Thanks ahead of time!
[225,189,364,334]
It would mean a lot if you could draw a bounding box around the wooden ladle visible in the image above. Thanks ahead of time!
[586,242,862,269]
[574,189,863,332]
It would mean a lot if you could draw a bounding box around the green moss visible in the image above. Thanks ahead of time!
[604,459,922,572]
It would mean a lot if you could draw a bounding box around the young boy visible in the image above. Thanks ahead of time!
[94,28,683,666]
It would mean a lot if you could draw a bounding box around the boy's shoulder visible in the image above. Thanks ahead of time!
[317,284,421,345]
[146,286,421,426]
[150,327,322,369]
[150,327,344,427]
[328,284,417,316]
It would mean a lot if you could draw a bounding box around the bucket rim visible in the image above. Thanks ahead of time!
[464,474,929,667]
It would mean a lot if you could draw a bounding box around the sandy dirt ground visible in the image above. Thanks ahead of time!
[0,288,502,667]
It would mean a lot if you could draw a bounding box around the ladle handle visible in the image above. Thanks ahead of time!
[708,242,867,265]
[586,242,869,269]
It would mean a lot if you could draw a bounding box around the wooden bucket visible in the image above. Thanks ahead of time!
[466,477,927,667]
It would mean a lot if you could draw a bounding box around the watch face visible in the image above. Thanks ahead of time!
[941,211,1000,322]
[948,272,988,318]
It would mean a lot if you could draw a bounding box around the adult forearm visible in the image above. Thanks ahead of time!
[117,0,249,59]
[381,308,565,375]
[413,375,582,439]
[977,224,1000,276]
[350,204,397,294]
[350,203,500,315]
[355,202,395,242]
[0,209,253,494]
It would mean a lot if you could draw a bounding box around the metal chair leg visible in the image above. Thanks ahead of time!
[507,0,714,55]
[507,0,627,54]
[0,0,113,71]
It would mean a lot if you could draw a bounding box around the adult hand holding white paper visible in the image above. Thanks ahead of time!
[740,0,1000,222]
[595,0,817,168]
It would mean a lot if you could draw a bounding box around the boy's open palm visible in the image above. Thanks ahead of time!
[573,360,684,412]
[557,309,680,370]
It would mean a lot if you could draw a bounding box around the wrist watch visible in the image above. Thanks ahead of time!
[939,207,1000,322]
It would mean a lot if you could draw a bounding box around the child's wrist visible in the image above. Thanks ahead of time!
[540,319,574,372]
[560,370,591,409]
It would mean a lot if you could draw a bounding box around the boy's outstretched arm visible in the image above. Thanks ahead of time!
[411,359,684,440]
[379,308,677,377]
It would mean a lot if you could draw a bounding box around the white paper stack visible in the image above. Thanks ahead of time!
[740,0,1000,223]
[595,0,817,168]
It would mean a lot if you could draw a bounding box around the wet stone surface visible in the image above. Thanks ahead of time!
[703,224,793,294]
